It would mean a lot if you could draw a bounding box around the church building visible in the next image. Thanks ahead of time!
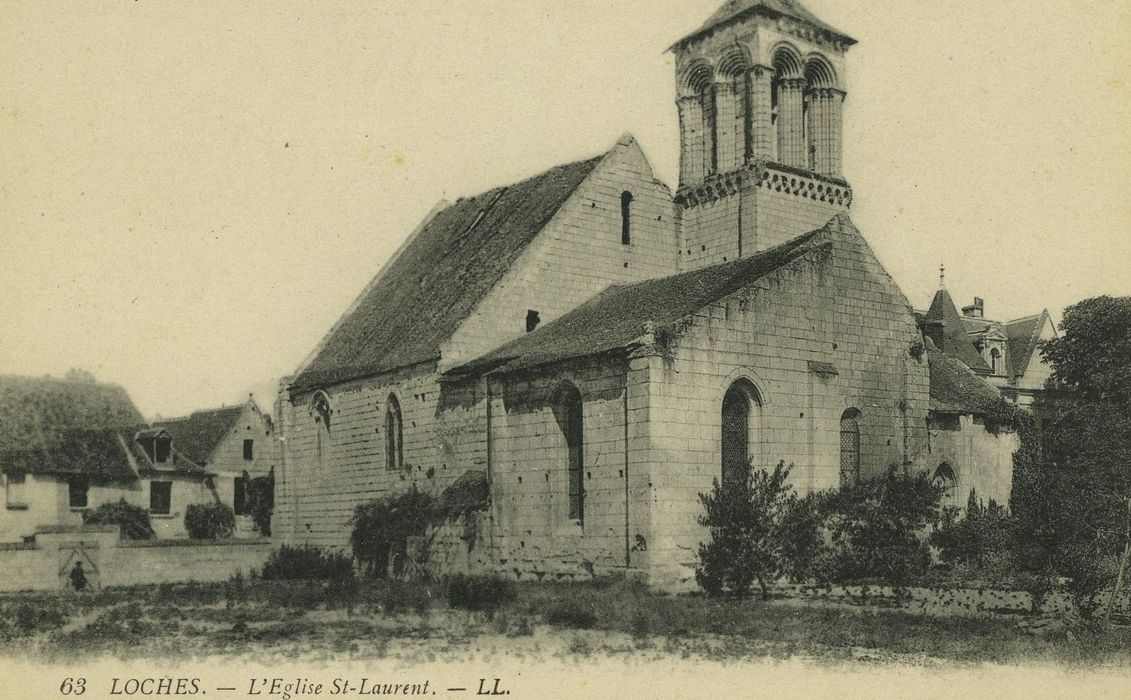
[276,1,1021,589]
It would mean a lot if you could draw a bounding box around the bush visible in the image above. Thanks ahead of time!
[184,502,236,540]
[260,545,355,581]
[695,460,811,599]
[815,466,943,585]
[543,599,597,629]
[444,574,516,613]
[929,490,1017,584]
[351,487,435,578]
[247,473,274,537]
[83,499,155,540]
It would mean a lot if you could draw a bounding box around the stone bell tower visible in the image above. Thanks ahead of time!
[670,0,856,270]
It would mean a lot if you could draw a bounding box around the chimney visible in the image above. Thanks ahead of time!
[961,297,984,318]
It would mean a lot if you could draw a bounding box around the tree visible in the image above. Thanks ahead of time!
[817,466,942,585]
[695,460,812,600]
[1024,296,1131,623]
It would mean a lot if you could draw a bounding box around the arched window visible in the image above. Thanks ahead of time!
[701,82,718,175]
[839,408,861,487]
[722,380,761,486]
[620,191,633,245]
[934,463,959,509]
[771,46,804,167]
[553,383,584,523]
[385,394,403,470]
[989,347,1001,375]
[310,391,333,471]
[803,55,841,175]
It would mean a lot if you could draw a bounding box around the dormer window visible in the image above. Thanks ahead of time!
[990,347,1002,375]
[526,310,541,333]
[154,437,171,463]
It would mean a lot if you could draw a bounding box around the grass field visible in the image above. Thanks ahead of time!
[0,577,1127,667]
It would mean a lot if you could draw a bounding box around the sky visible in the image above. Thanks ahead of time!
[1,0,1129,419]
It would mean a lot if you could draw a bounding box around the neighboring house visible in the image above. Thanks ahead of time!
[152,400,276,536]
[920,279,1057,410]
[275,0,1004,590]
[0,375,211,541]
[917,282,1038,509]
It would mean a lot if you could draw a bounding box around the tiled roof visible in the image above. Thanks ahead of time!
[152,405,245,466]
[448,227,829,378]
[926,340,1017,421]
[671,0,855,49]
[1,427,140,482]
[0,374,144,460]
[290,154,605,393]
[924,288,992,373]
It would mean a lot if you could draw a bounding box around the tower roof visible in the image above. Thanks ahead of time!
[672,0,856,50]
[925,288,992,372]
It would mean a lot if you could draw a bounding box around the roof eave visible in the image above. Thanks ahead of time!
[668,7,856,53]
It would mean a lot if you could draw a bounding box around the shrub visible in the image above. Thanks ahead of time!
[184,502,236,540]
[247,473,274,537]
[351,487,435,578]
[543,599,597,629]
[260,545,355,581]
[929,490,1017,584]
[695,460,811,599]
[83,499,156,540]
[444,574,516,613]
[816,466,942,585]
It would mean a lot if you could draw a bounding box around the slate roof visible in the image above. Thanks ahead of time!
[0,375,146,480]
[290,154,606,393]
[448,228,828,378]
[924,288,992,373]
[671,0,855,49]
[152,405,245,466]
[1005,312,1047,379]
[926,340,1017,421]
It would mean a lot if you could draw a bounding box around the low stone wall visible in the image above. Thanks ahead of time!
[0,527,272,592]
[778,583,1131,619]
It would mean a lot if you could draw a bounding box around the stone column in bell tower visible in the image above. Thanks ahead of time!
[748,65,774,161]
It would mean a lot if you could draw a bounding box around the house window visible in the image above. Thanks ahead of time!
[839,409,861,488]
[385,394,404,469]
[243,439,254,461]
[5,473,26,508]
[554,383,584,523]
[233,476,249,515]
[721,380,761,486]
[149,481,172,515]
[934,463,959,509]
[620,191,634,245]
[68,476,89,509]
[526,310,541,333]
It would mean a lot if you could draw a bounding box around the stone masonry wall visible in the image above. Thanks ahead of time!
[677,165,850,273]
[926,415,1019,508]
[479,359,633,581]
[278,365,456,549]
[641,218,931,590]
[441,136,679,370]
